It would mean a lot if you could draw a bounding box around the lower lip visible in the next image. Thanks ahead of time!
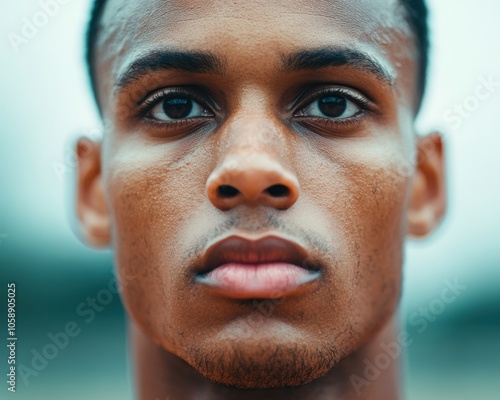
[197,262,320,299]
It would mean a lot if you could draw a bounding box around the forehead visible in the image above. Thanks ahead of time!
[94,0,417,111]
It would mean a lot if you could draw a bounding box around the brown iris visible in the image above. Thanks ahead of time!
[318,96,347,117]
[162,97,193,119]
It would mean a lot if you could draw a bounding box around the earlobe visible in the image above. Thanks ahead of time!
[75,137,111,247]
[408,132,447,237]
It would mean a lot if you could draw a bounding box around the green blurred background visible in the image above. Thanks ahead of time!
[1,1,499,399]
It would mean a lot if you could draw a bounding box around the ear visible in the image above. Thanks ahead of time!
[407,132,447,237]
[75,137,110,247]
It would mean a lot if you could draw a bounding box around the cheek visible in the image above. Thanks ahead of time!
[103,140,210,344]
[297,137,412,332]
[342,160,408,303]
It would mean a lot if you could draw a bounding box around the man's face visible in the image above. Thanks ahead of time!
[78,0,443,389]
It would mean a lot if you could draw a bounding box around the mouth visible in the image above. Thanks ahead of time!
[194,234,321,299]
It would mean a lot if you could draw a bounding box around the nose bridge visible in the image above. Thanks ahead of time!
[223,114,286,159]
[206,114,300,210]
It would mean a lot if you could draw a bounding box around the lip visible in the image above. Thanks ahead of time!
[195,234,321,299]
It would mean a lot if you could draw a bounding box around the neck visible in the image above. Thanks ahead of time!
[130,316,402,400]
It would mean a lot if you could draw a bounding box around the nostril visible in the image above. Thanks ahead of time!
[265,184,290,197]
[218,185,239,198]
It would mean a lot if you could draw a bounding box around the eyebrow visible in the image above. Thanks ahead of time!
[282,47,395,85]
[115,46,393,93]
[115,50,225,90]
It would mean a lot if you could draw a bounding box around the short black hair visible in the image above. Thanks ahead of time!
[86,0,429,110]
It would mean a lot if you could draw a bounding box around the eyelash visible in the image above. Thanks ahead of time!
[137,88,214,128]
[137,87,371,128]
[293,87,372,130]
[295,87,370,114]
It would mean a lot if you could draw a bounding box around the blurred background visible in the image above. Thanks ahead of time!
[0,1,499,399]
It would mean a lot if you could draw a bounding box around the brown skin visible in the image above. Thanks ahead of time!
[76,0,446,399]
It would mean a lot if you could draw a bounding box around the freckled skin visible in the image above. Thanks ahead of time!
[76,0,446,399]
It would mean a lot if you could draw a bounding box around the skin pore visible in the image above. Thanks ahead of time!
[76,0,446,399]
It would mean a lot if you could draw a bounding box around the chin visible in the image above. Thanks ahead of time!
[185,339,342,389]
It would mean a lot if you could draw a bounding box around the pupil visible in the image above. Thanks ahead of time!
[318,96,346,117]
[162,97,193,119]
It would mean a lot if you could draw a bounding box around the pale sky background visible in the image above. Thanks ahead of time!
[0,0,499,314]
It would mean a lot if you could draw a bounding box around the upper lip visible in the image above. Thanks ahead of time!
[197,233,315,275]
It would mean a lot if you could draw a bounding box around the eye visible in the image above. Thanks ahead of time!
[299,94,361,119]
[146,93,214,122]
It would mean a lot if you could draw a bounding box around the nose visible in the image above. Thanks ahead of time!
[206,153,300,210]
